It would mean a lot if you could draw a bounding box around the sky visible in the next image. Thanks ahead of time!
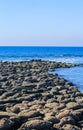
[0,0,83,46]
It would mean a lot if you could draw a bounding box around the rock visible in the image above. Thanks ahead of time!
[71,110,83,121]
[78,120,83,128]
[18,110,43,119]
[9,106,20,114]
[44,115,59,124]
[0,105,6,111]
[58,78,66,85]
[0,89,6,96]
[66,102,82,110]
[53,116,75,129]
[0,111,16,118]
[53,123,62,130]
[22,82,36,88]
[45,102,59,109]
[18,119,52,130]
[0,118,14,130]
[57,95,65,102]
[59,116,75,126]
[10,116,22,129]
[56,110,71,119]
[0,77,7,82]
[62,124,81,130]
[75,97,83,104]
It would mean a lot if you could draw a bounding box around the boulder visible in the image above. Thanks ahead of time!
[0,118,14,130]
[18,119,52,130]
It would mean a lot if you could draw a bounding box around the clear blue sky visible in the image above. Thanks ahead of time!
[0,0,83,46]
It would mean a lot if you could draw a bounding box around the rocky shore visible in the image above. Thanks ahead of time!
[0,60,83,130]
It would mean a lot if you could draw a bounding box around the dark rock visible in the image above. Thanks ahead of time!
[18,119,52,130]
[0,118,14,130]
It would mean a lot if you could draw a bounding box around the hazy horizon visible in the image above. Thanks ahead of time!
[0,0,83,46]
[0,45,83,47]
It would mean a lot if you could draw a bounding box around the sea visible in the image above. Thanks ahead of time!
[0,46,83,91]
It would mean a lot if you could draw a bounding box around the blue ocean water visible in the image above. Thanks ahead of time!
[0,46,83,91]
[0,46,83,63]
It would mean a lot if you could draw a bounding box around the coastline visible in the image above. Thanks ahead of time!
[0,60,83,130]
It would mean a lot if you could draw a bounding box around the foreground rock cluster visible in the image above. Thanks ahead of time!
[0,60,83,130]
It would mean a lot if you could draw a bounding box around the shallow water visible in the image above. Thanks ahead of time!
[55,66,83,91]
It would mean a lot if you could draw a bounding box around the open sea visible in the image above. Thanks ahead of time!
[0,46,83,91]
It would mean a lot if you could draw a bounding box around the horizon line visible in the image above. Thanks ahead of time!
[0,46,83,47]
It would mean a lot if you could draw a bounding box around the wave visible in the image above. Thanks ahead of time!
[0,51,83,64]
